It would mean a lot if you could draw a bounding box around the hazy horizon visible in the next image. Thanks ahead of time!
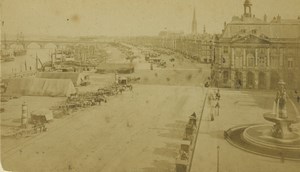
[1,0,300,37]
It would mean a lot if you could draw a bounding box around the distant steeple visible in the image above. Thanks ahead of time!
[191,8,197,35]
[203,25,206,34]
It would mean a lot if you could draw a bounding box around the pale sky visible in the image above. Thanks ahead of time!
[1,0,300,37]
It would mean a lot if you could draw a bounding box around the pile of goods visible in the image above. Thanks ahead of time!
[63,91,107,110]
[60,82,133,112]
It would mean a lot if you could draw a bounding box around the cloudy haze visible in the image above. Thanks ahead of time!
[1,0,300,37]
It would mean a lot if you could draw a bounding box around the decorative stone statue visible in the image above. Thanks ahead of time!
[264,80,300,139]
[274,80,288,119]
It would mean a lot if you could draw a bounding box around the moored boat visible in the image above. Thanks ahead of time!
[13,32,27,56]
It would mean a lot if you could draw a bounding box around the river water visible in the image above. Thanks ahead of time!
[0,48,54,77]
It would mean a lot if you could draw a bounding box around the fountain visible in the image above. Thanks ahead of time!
[225,80,300,160]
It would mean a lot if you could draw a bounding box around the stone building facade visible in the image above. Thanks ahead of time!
[125,32,214,63]
[122,7,214,63]
[211,0,300,90]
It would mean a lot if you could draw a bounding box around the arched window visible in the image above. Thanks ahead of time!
[258,72,266,89]
[247,54,255,67]
[270,72,280,89]
[223,71,229,84]
[246,72,255,89]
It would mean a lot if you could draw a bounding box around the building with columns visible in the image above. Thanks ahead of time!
[212,0,300,90]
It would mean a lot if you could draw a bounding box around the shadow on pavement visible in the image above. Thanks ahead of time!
[153,142,178,158]
[207,130,225,140]
[142,159,174,172]
[158,120,186,139]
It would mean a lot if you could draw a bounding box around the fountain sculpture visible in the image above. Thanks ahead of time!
[263,80,298,139]
[225,80,300,160]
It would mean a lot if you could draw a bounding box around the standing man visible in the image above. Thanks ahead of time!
[208,90,215,121]
[215,101,220,116]
[216,89,221,101]
[214,89,221,116]
[115,72,119,85]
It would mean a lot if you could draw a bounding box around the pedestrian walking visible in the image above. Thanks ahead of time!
[215,89,221,100]
[215,101,220,116]
[208,90,215,121]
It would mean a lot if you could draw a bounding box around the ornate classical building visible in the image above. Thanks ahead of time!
[212,0,300,90]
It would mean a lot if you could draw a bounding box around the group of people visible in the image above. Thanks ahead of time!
[207,89,221,121]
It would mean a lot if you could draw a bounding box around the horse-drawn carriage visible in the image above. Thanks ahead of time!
[117,77,133,91]
[30,109,53,133]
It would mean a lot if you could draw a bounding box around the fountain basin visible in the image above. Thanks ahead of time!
[243,124,300,150]
[224,124,300,160]
[263,112,300,139]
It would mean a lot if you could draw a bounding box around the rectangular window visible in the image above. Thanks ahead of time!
[258,56,266,66]
[223,71,229,84]
[288,58,293,68]
[271,56,279,67]
[223,46,229,53]
[280,48,284,66]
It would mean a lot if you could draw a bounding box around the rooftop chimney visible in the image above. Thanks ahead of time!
[277,14,281,21]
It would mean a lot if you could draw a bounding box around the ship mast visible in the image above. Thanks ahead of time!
[3,32,7,49]
[1,3,4,51]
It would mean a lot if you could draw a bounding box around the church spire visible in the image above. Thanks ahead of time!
[192,7,197,35]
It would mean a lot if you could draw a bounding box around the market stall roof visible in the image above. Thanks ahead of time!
[5,78,76,97]
[36,72,86,86]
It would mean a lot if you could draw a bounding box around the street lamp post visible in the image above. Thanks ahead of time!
[217,146,220,172]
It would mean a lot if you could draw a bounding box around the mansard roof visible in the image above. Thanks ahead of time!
[222,19,300,39]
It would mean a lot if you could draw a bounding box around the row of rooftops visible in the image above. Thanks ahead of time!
[151,1,299,43]
[231,14,300,24]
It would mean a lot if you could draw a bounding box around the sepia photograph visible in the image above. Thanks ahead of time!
[0,0,300,171]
